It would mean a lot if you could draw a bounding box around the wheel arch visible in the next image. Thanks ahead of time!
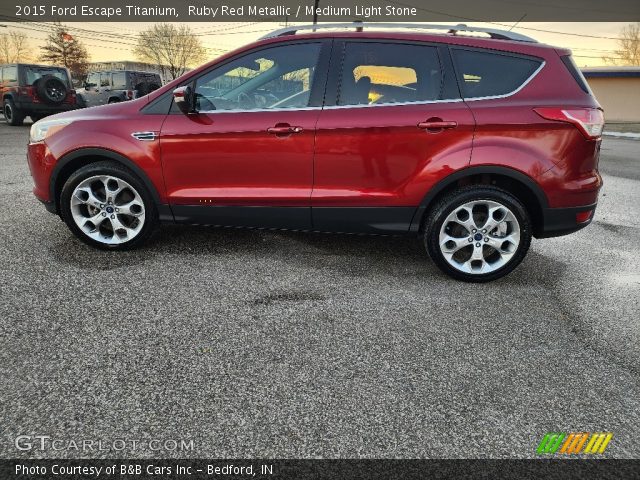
[410,166,549,236]
[50,148,163,215]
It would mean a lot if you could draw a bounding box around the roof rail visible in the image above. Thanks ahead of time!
[259,22,537,43]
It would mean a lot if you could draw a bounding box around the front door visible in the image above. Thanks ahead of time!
[160,41,330,229]
[312,40,476,233]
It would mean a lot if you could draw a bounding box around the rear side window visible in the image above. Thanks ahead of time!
[338,42,443,106]
[24,67,69,86]
[112,72,127,89]
[452,49,542,99]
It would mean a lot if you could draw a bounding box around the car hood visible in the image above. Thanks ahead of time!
[42,96,149,123]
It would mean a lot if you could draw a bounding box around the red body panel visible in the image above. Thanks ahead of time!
[313,102,475,206]
[160,110,320,206]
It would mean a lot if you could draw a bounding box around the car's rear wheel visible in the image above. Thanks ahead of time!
[60,161,158,249]
[424,186,532,282]
[3,98,24,126]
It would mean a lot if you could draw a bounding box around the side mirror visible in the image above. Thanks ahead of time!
[173,86,195,114]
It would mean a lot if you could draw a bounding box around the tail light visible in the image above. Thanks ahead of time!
[65,90,76,104]
[127,90,134,99]
[19,86,40,103]
[534,107,604,139]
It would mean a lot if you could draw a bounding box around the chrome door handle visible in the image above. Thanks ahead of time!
[417,120,458,131]
[267,125,303,135]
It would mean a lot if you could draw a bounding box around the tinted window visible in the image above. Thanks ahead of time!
[452,49,541,98]
[338,42,442,106]
[24,67,68,86]
[195,43,321,111]
[112,72,127,89]
[561,55,591,94]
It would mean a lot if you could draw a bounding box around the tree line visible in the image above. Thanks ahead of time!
[1,23,207,83]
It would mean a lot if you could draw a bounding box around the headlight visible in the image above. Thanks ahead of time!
[29,119,73,143]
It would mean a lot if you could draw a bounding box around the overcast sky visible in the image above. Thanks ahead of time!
[2,22,632,67]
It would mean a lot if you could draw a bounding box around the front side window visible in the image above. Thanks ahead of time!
[3,66,17,83]
[86,73,100,87]
[452,49,542,99]
[194,43,321,111]
[338,42,442,106]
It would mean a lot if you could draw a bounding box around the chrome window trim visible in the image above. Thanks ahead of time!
[197,106,322,114]
[323,98,464,110]
[461,61,546,102]
[192,60,544,113]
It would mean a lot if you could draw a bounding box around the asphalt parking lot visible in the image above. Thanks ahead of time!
[1,120,638,459]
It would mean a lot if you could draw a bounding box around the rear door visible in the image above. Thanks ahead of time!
[312,40,475,233]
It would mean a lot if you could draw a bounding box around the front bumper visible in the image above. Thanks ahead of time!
[27,142,55,206]
[536,203,597,238]
[38,199,57,214]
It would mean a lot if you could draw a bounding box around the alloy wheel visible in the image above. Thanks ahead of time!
[438,200,521,274]
[70,175,146,245]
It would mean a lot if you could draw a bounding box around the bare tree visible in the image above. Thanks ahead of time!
[0,31,32,63]
[603,22,640,66]
[39,24,89,81]
[134,24,207,80]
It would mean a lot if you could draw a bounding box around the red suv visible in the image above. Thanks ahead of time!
[27,23,603,282]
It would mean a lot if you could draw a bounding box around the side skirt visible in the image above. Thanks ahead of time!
[166,206,418,235]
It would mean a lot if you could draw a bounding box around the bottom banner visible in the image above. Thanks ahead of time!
[2,459,639,480]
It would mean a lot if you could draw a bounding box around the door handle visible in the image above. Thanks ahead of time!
[417,119,458,132]
[267,125,303,135]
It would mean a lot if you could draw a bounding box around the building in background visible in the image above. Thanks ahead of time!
[581,67,640,123]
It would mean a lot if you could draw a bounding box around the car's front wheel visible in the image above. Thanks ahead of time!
[424,186,532,282]
[60,161,158,249]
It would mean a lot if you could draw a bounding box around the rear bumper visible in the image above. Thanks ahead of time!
[14,99,77,115]
[536,203,597,238]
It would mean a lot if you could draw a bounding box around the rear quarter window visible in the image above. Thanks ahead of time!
[452,49,542,99]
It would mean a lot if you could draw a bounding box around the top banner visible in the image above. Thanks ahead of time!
[2,0,639,22]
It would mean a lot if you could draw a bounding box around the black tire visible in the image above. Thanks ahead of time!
[424,186,532,282]
[34,75,68,105]
[3,98,25,126]
[107,98,120,104]
[59,161,158,250]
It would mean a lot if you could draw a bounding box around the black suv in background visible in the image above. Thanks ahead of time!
[76,70,162,108]
[1,63,77,125]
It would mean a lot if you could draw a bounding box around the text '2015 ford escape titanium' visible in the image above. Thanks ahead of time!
[27,23,604,282]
